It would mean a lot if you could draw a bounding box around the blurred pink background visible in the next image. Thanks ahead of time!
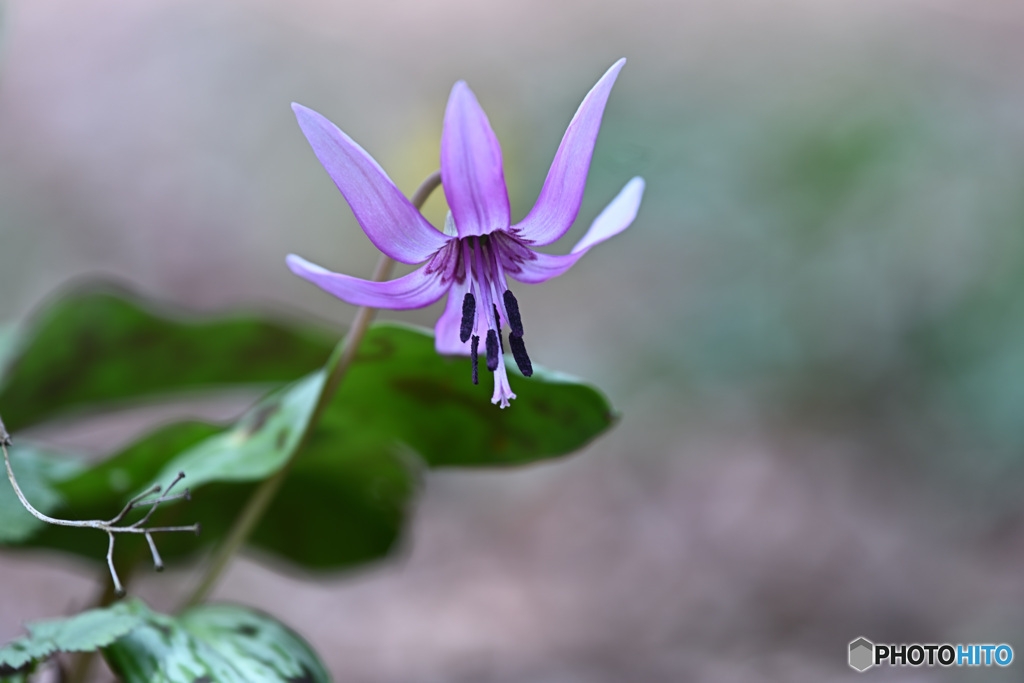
[4,0,1024,680]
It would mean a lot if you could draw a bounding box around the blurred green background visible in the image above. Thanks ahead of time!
[3,0,1024,681]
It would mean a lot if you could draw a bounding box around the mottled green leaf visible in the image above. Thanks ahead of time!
[0,600,143,670]
[148,371,324,490]
[12,324,610,569]
[3,391,401,571]
[324,322,616,467]
[0,284,335,432]
[156,323,612,567]
[0,637,47,672]
[5,322,613,571]
[103,601,329,683]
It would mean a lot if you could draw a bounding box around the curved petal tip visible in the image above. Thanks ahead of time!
[511,58,629,246]
[572,176,644,254]
[286,253,324,275]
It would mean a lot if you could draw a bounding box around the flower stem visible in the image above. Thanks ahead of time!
[181,170,442,609]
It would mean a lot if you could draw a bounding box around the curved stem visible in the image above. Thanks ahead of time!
[4,441,66,528]
[181,170,443,609]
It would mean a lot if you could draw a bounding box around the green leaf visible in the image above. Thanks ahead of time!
[0,600,330,682]
[322,322,616,467]
[0,600,143,670]
[252,440,416,569]
[0,284,336,431]
[148,371,325,490]
[103,601,329,683]
[151,322,613,567]
[5,323,613,571]
[0,324,19,372]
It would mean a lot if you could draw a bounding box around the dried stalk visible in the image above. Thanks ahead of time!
[0,414,199,596]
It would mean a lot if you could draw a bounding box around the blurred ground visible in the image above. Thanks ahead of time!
[3,0,1024,680]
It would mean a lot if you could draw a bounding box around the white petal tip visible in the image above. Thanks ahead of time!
[625,178,646,207]
[449,81,483,109]
[292,103,330,129]
[569,176,645,255]
[606,59,627,77]
[286,254,328,276]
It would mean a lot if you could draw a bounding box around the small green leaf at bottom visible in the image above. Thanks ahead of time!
[103,601,330,683]
[0,600,143,671]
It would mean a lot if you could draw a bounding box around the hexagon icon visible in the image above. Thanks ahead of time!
[849,637,875,672]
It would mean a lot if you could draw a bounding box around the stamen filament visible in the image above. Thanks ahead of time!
[493,304,505,353]
[461,238,474,284]
[487,241,511,325]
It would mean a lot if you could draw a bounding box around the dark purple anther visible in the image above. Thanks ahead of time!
[503,290,524,337]
[509,334,533,377]
[486,330,499,371]
[460,292,476,343]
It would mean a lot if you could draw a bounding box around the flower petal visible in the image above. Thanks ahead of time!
[287,254,448,309]
[293,103,451,264]
[441,82,511,238]
[510,177,644,284]
[512,59,626,246]
[434,277,471,355]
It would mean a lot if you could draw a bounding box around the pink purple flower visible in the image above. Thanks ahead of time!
[287,59,644,407]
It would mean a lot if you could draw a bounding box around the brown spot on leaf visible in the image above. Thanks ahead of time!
[235,624,259,637]
[245,401,281,436]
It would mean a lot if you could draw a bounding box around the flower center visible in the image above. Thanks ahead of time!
[438,234,533,390]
